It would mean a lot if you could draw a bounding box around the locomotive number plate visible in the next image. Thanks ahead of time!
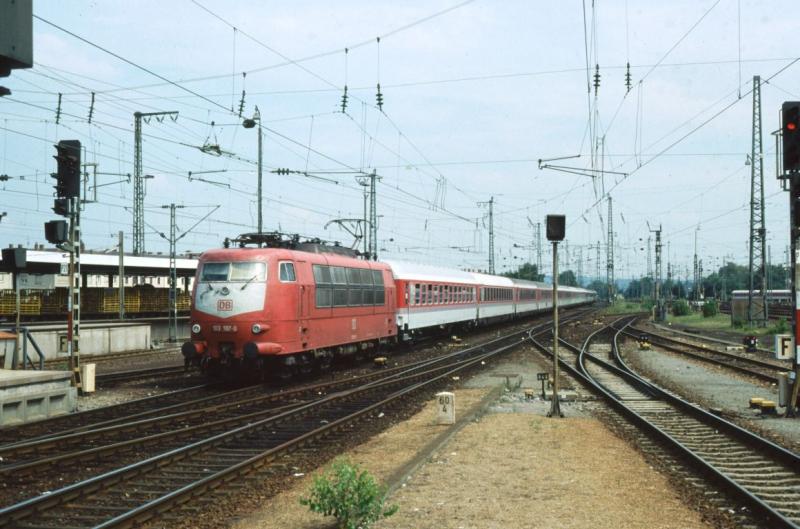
[217,299,233,311]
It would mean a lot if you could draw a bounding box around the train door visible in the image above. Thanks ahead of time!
[281,260,308,347]
[295,260,310,333]
[395,280,410,337]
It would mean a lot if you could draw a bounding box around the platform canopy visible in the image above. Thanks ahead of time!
[0,249,198,278]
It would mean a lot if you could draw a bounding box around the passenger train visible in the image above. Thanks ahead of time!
[182,240,597,379]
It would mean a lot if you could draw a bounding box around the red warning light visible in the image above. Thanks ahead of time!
[789,122,797,131]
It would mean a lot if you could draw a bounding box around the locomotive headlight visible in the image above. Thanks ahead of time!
[251,323,263,334]
[191,323,201,334]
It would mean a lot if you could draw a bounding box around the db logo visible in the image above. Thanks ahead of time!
[217,299,233,311]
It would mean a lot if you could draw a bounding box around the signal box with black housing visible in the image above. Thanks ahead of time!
[546,214,566,241]
[1,247,26,270]
[44,220,69,245]
[783,101,800,173]
[52,140,81,199]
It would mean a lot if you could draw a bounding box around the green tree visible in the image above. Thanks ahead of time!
[586,279,608,301]
[558,270,578,286]
[503,262,544,282]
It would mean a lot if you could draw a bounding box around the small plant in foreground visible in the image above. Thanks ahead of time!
[300,458,398,529]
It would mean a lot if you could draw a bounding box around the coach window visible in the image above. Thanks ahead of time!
[279,262,296,282]
[347,268,363,306]
[373,270,385,305]
[312,264,332,308]
[413,283,421,305]
[361,269,375,305]
[332,266,348,307]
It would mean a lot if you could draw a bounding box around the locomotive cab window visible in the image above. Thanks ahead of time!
[279,262,296,282]
[230,262,266,281]
[200,262,229,282]
[201,262,265,282]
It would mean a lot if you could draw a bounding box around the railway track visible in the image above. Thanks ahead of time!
[42,345,182,369]
[0,308,587,449]
[619,324,790,384]
[531,316,800,528]
[94,365,192,386]
[0,317,578,507]
[0,314,558,528]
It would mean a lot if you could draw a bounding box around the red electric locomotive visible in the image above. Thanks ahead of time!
[183,235,597,380]
[182,240,396,379]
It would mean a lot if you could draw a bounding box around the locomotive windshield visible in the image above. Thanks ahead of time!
[200,261,266,282]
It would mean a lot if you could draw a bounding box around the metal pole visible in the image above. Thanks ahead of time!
[548,240,563,418]
[488,197,495,274]
[14,271,20,369]
[369,170,378,260]
[118,231,125,320]
[166,204,179,342]
[133,110,178,255]
[256,106,263,240]
[67,198,76,374]
[788,175,800,416]
[133,112,142,255]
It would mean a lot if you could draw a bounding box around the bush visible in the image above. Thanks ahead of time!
[769,318,789,334]
[701,300,718,318]
[732,317,745,328]
[300,458,398,529]
[671,299,690,317]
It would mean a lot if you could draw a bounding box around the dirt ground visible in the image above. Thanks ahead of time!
[232,350,712,529]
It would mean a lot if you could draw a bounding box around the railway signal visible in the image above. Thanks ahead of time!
[783,102,800,172]
[52,140,81,200]
[778,102,800,417]
[546,214,565,418]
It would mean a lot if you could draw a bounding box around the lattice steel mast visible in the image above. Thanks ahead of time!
[748,75,768,325]
[606,196,614,300]
[133,111,178,255]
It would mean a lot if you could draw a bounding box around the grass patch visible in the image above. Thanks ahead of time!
[601,300,651,315]
[667,312,787,336]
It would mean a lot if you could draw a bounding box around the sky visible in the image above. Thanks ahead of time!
[1,0,799,284]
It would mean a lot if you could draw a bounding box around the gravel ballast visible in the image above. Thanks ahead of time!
[232,347,713,529]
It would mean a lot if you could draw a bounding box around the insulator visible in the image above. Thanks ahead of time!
[593,65,601,94]
[341,85,349,113]
[238,89,246,117]
[88,92,95,124]
[625,62,632,93]
[376,83,384,111]
[55,93,63,125]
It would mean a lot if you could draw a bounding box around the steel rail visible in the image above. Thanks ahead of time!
[0,320,539,528]
[619,326,781,383]
[95,365,189,385]
[0,383,215,446]
[533,316,800,529]
[650,321,775,355]
[630,323,789,371]
[0,318,566,476]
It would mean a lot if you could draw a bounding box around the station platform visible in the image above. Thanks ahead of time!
[0,369,76,426]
